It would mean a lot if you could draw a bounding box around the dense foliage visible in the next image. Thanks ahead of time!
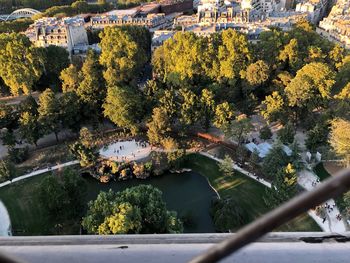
[82,185,183,234]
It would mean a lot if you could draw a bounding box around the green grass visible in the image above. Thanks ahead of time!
[0,173,52,235]
[182,154,321,232]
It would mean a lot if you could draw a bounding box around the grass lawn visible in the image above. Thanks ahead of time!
[183,154,321,232]
[0,171,80,236]
[0,173,52,235]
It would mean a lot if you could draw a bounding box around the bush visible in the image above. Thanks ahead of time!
[259,125,272,140]
[277,122,295,144]
[8,147,29,164]
[211,197,250,232]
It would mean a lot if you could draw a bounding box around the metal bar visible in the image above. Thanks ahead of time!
[189,168,350,263]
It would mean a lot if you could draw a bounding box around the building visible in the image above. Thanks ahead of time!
[90,12,168,31]
[317,0,350,49]
[295,0,328,24]
[25,17,88,54]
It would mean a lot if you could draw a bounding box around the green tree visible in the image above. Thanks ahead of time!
[305,123,329,152]
[59,92,82,132]
[179,88,200,126]
[159,89,177,120]
[98,203,142,234]
[0,160,16,182]
[199,88,215,130]
[285,62,335,109]
[213,102,234,131]
[77,49,105,119]
[329,118,350,167]
[82,185,183,234]
[278,38,301,71]
[71,0,89,13]
[0,104,17,130]
[211,197,250,232]
[0,33,43,95]
[40,45,69,85]
[245,60,269,86]
[259,125,272,140]
[103,85,143,134]
[218,29,251,80]
[38,168,87,222]
[261,91,285,123]
[219,155,234,177]
[99,27,147,85]
[227,114,253,145]
[147,107,171,145]
[18,111,41,146]
[60,64,81,93]
[277,122,295,144]
[262,142,290,179]
[38,89,61,141]
[264,163,297,208]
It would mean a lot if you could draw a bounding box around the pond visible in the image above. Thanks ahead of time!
[84,171,217,233]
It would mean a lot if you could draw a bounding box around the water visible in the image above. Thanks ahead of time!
[84,171,217,233]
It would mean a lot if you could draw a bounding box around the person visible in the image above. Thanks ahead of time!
[322,217,326,223]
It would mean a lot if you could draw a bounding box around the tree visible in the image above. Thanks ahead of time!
[147,107,171,145]
[285,62,335,109]
[199,88,215,130]
[277,122,295,144]
[0,104,17,130]
[259,125,272,140]
[38,168,87,222]
[219,155,234,177]
[245,60,269,86]
[70,129,98,167]
[227,114,253,145]
[82,185,183,234]
[179,88,200,126]
[71,0,89,13]
[0,33,43,95]
[103,85,143,134]
[213,102,234,131]
[261,91,285,123]
[305,123,329,152]
[18,111,41,146]
[278,38,301,71]
[218,29,251,80]
[18,95,38,116]
[59,92,82,132]
[211,197,250,232]
[40,45,69,85]
[60,64,81,93]
[98,203,142,234]
[38,89,61,141]
[264,163,297,208]
[77,49,105,119]
[343,191,350,220]
[99,27,147,85]
[262,142,290,179]
[159,89,177,120]
[329,118,350,167]
[0,160,16,182]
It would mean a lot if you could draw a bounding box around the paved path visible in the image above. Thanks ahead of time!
[0,161,79,188]
[0,201,11,236]
[298,169,347,232]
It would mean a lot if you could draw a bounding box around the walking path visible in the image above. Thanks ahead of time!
[0,201,11,236]
[200,151,347,232]
[298,169,347,232]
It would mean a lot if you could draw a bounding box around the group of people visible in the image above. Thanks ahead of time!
[311,179,320,187]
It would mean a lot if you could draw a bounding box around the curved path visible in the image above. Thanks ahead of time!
[0,201,11,236]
